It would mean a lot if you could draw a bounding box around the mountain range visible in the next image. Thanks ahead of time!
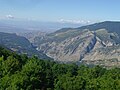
[0,21,120,67]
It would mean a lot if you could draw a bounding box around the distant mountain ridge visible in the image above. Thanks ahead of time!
[55,21,120,35]
[77,21,120,35]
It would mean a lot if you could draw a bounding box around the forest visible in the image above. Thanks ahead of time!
[0,46,120,90]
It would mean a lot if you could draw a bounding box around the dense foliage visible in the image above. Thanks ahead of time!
[0,46,120,90]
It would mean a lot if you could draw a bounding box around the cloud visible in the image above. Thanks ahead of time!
[59,19,91,24]
[6,15,14,19]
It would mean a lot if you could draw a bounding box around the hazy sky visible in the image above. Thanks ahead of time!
[0,0,120,23]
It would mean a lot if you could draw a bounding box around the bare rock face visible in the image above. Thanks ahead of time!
[34,29,101,61]
[82,46,120,67]
[82,29,120,67]
[36,30,94,62]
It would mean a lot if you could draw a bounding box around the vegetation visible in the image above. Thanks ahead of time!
[0,46,120,90]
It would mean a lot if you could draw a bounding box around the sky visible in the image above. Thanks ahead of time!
[0,0,120,23]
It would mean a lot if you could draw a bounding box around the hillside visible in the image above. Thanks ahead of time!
[30,21,120,67]
[0,32,51,60]
[18,31,46,44]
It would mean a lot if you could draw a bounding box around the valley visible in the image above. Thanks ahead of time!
[1,0,120,89]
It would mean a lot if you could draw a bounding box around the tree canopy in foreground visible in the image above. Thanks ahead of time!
[0,46,120,90]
